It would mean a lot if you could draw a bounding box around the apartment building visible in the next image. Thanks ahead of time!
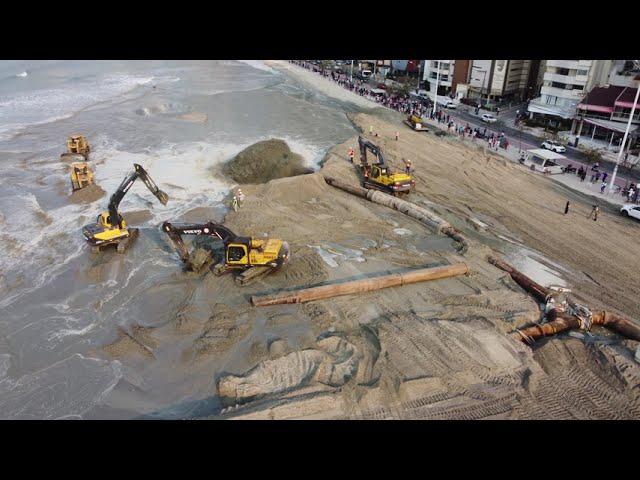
[422,60,471,98]
[423,60,456,96]
[527,60,614,129]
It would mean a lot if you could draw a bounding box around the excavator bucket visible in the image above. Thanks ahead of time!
[155,189,169,206]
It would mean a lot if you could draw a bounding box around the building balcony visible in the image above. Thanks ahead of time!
[541,85,585,99]
[546,60,590,71]
[543,72,587,85]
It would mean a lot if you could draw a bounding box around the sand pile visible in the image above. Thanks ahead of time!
[69,184,106,203]
[223,139,313,184]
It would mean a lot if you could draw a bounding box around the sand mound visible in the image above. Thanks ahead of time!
[69,184,106,204]
[223,139,313,184]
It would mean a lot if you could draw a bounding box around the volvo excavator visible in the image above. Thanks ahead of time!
[357,136,415,196]
[83,163,169,253]
[162,221,290,285]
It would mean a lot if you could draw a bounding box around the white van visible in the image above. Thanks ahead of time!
[520,149,566,174]
[360,69,372,79]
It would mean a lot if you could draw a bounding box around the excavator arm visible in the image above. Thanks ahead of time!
[108,164,169,228]
[162,221,237,269]
[358,135,386,169]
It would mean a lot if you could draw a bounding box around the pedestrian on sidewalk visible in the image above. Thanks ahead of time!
[369,125,373,135]
[348,147,354,163]
[232,195,238,212]
[587,204,599,221]
[602,172,608,183]
[600,181,607,194]
[564,201,570,214]
[395,131,399,141]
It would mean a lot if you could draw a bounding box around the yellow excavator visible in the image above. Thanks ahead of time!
[357,136,415,196]
[162,221,290,285]
[83,164,168,253]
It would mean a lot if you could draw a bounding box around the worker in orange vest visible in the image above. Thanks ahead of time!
[348,147,354,163]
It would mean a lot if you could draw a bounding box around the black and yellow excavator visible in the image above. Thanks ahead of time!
[357,136,415,196]
[162,221,290,285]
[83,163,169,253]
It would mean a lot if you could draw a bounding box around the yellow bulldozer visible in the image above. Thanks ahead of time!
[65,134,91,159]
[70,161,95,191]
[404,114,429,132]
[61,135,95,192]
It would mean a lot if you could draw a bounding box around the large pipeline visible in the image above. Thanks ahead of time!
[324,176,469,253]
[488,256,551,304]
[251,263,469,307]
[489,256,640,344]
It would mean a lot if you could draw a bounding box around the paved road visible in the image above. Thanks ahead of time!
[445,107,640,183]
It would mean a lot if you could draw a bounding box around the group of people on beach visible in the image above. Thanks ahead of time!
[291,61,510,152]
[575,163,639,201]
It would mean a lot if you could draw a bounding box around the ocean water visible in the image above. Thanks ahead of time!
[0,60,359,419]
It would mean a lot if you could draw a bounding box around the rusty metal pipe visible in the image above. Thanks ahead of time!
[488,256,551,304]
[252,263,469,307]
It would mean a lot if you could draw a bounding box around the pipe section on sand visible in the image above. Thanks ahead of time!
[323,176,469,253]
[252,263,469,307]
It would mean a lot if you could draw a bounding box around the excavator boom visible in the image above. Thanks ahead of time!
[108,164,168,228]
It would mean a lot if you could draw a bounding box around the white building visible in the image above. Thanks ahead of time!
[527,60,614,128]
[423,60,455,97]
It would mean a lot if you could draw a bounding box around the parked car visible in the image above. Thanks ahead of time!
[541,140,567,153]
[445,101,457,109]
[481,113,497,123]
[620,204,640,220]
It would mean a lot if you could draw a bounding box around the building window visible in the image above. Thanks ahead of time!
[551,81,567,89]
[556,67,570,76]
[577,69,588,76]
[572,84,584,90]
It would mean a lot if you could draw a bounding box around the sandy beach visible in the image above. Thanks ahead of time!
[95,107,640,419]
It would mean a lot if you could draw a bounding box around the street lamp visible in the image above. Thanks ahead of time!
[432,61,441,117]
[608,84,640,195]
